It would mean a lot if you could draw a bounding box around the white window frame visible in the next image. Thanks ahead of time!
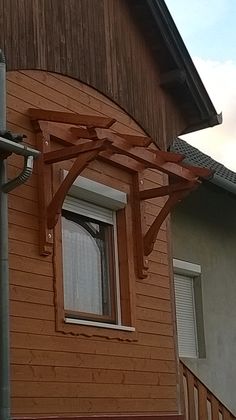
[62,174,135,332]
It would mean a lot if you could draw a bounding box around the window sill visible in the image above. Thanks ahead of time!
[65,317,135,332]
[55,317,138,341]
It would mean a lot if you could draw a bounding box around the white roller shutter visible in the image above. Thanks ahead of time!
[63,196,115,225]
[174,274,198,358]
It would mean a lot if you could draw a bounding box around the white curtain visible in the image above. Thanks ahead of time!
[62,217,103,315]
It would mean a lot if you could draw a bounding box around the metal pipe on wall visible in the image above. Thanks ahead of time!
[0,49,10,420]
[0,50,40,420]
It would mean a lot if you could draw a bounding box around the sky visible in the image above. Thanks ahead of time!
[165,0,236,171]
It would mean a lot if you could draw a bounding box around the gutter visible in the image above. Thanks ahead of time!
[211,174,236,196]
[147,0,222,132]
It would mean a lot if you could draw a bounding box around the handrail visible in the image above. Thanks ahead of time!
[180,360,236,419]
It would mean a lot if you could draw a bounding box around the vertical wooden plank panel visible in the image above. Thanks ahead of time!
[186,369,196,420]
[222,407,232,420]
[198,382,208,420]
[211,396,219,420]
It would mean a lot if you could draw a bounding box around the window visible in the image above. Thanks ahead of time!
[62,199,117,323]
[57,175,135,334]
[173,259,205,359]
[174,273,198,358]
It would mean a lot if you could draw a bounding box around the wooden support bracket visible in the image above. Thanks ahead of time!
[36,128,111,255]
[143,182,198,256]
[134,180,199,278]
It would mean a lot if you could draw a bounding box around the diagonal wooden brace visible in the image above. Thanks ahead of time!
[47,149,103,230]
[143,183,198,256]
[139,181,196,200]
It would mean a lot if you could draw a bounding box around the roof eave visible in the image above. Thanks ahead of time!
[181,112,223,135]
[147,0,222,132]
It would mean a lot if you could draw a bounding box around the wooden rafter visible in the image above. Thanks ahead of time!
[30,108,211,265]
[69,126,98,140]
[110,141,199,180]
[180,163,213,178]
[71,127,203,180]
[70,126,152,147]
[152,150,185,163]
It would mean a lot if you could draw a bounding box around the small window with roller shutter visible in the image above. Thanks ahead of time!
[173,259,206,359]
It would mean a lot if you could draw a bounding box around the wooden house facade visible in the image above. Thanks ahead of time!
[0,1,220,419]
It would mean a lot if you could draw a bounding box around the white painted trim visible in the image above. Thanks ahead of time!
[65,318,135,332]
[173,258,201,276]
[63,171,127,210]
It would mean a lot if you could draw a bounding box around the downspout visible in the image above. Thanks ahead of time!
[3,156,34,193]
[0,49,10,420]
[0,51,40,420]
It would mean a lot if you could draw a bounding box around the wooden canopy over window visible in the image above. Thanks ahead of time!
[29,108,212,278]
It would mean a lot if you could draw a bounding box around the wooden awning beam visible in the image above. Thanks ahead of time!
[28,108,116,128]
[43,138,112,164]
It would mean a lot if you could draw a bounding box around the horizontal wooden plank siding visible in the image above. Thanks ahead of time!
[7,70,179,417]
[0,0,187,149]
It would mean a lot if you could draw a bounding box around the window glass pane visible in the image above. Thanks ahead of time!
[62,212,114,319]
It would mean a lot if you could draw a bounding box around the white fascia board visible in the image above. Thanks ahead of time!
[173,258,201,276]
[63,171,127,210]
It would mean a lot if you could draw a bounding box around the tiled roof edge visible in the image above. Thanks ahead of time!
[172,138,236,195]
